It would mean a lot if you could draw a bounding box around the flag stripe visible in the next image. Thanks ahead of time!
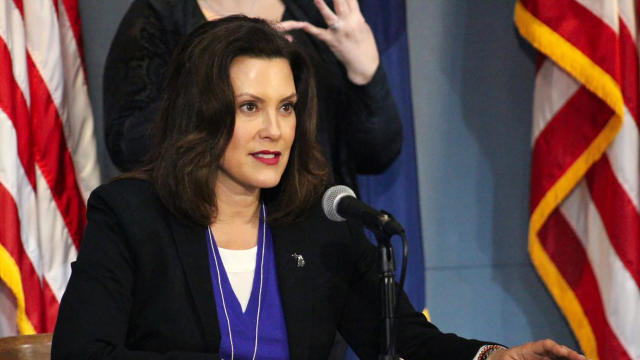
[529,232,599,358]
[59,0,84,62]
[618,0,637,41]
[42,279,59,331]
[11,0,23,15]
[562,181,640,358]
[520,0,619,83]
[0,184,43,333]
[22,0,63,106]
[531,59,580,143]
[619,22,639,127]
[539,208,631,360]
[606,108,640,212]
[0,113,43,275]
[35,165,78,302]
[514,1,624,118]
[0,26,34,189]
[586,156,640,289]
[55,4,100,202]
[573,0,619,32]
[27,55,86,249]
[0,109,46,332]
[1,0,30,104]
[530,87,612,210]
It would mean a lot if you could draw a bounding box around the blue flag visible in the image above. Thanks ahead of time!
[344,4,425,360]
[339,1,423,357]
[357,0,424,311]
[348,0,424,356]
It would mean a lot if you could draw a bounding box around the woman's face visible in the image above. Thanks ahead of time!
[217,56,297,194]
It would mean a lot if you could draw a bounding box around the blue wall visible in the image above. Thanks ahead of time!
[407,0,578,348]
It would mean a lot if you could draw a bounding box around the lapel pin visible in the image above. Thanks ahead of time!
[291,253,305,268]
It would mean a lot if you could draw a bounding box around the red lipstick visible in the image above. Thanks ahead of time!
[251,150,281,165]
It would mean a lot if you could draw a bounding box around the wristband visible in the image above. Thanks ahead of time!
[474,344,507,360]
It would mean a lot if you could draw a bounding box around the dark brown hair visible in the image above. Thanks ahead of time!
[137,15,328,225]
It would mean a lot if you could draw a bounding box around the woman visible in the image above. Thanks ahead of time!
[54,16,584,360]
[104,0,402,193]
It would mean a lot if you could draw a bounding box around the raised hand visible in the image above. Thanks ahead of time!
[278,0,379,85]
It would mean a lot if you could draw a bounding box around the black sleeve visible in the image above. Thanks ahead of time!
[345,65,404,174]
[103,0,173,171]
[51,188,218,360]
[338,220,489,360]
[288,0,404,175]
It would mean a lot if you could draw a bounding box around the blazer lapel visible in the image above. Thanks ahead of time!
[271,220,313,360]
[169,218,220,352]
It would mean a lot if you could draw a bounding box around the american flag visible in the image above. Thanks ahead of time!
[515,1,640,359]
[0,0,99,334]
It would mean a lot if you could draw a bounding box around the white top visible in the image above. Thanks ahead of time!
[218,246,257,312]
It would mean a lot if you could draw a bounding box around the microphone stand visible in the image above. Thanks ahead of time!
[371,211,402,360]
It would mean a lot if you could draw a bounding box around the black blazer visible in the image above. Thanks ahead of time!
[51,179,486,359]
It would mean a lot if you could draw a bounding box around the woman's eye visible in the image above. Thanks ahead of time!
[281,103,294,113]
[240,103,257,112]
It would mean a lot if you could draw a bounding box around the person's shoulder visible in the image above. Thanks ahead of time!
[89,178,176,226]
[286,0,363,24]
[124,0,203,37]
[129,0,185,12]
[122,0,198,26]
[97,176,152,191]
[90,177,157,206]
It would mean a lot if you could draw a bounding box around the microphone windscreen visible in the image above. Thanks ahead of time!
[322,185,356,222]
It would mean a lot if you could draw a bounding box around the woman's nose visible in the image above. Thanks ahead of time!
[259,109,281,139]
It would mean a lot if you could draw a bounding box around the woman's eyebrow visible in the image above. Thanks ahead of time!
[234,93,297,102]
[281,93,297,101]
[235,93,263,100]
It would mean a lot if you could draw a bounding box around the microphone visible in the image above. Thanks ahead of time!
[322,185,404,235]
